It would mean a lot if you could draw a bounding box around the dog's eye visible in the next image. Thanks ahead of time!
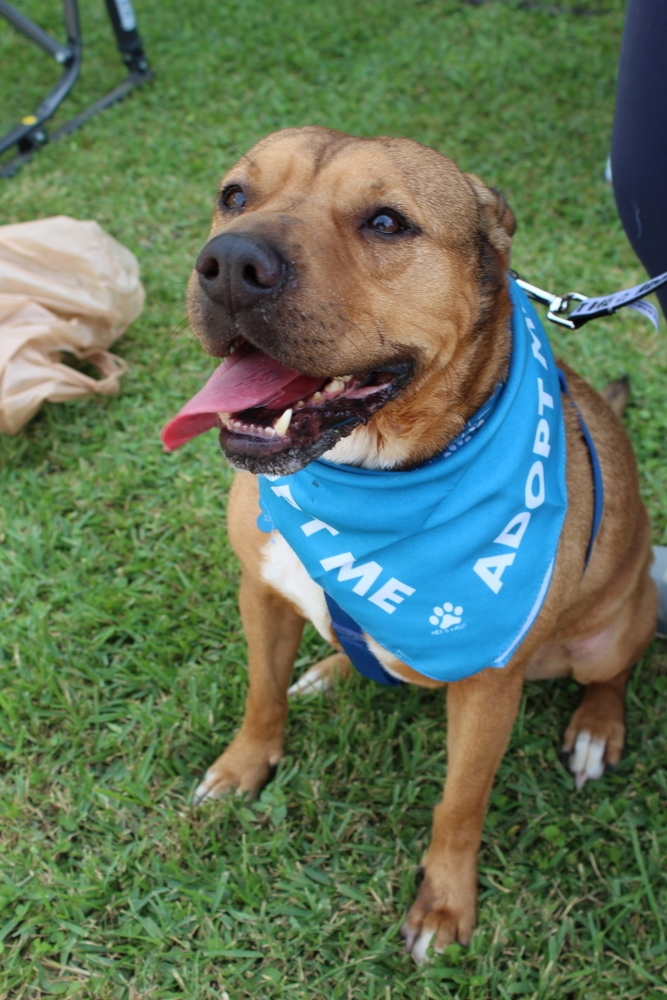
[221,186,247,210]
[366,210,406,234]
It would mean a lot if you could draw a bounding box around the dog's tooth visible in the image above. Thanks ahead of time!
[326,378,345,394]
[218,411,233,428]
[296,400,305,409]
[311,391,323,402]
[341,374,352,383]
[273,408,293,437]
[265,426,276,437]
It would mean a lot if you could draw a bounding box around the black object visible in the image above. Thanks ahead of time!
[0,0,153,177]
[611,0,667,319]
[566,270,667,328]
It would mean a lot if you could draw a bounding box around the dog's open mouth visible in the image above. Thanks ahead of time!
[161,338,411,469]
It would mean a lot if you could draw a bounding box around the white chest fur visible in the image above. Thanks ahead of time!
[260,531,334,643]
[259,530,406,681]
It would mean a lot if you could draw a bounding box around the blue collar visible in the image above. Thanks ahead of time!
[257,279,572,684]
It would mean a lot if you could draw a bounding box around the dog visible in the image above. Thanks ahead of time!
[161,127,657,964]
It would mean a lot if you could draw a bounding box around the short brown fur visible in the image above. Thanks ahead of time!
[187,128,657,961]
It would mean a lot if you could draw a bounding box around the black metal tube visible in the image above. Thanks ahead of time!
[0,0,152,174]
[0,52,81,156]
[0,0,71,60]
[62,0,81,49]
[103,0,150,74]
[0,0,82,158]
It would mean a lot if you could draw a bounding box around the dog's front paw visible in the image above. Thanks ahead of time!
[193,736,281,805]
[400,867,476,965]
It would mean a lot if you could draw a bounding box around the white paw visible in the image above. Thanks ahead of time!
[192,770,223,806]
[288,664,332,698]
[429,601,463,629]
[402,923,448,966]
[410,928,436,966]
[568,730,606,789]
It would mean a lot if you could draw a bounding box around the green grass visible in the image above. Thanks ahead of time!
[1,0,666,997]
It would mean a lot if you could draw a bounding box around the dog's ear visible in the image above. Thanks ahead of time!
[465,173,516,262]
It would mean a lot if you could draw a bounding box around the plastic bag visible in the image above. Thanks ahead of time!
[0,216,144,434]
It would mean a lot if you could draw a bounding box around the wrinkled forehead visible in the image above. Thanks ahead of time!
[221,129,480,241]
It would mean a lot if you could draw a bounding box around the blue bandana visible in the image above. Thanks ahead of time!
[257,279,568,683]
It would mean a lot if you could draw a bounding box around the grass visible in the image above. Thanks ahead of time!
[1,0,666,996]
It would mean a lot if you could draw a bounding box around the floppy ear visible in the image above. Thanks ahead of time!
[465,173,516,262]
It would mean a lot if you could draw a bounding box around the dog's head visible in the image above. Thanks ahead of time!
[168,127,516,473]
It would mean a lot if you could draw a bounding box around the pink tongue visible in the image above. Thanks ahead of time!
[161,348,324,450]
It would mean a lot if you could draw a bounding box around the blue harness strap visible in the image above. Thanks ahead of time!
[325,369,604,687]
[557,369,604,567]
[324,592,403,685]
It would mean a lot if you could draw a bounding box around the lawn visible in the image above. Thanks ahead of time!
[0,0,666,997]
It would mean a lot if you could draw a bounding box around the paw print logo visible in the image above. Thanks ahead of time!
[429,602,464,629]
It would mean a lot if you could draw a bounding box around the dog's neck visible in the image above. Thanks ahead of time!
[324,290,513,471]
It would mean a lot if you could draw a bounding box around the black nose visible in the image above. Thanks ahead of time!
[195,233,287,311]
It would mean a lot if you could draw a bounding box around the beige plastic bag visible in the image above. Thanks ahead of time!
[0,216,144,434]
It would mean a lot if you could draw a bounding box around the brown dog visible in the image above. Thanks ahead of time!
[163,127,657,963]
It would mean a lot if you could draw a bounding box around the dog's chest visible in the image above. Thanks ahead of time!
[260,531,333,641]
[260,531,405,677]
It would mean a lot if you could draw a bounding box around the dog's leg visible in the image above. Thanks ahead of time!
[194,573,304,804]
[401,664,524,963]
[562,566,656,788]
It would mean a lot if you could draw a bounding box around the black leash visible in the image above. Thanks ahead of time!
[510,268,667,331]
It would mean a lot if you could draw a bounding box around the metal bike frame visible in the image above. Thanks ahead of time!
[0,0,153,177]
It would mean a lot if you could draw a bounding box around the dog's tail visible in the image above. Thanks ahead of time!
[601,375,630,418]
